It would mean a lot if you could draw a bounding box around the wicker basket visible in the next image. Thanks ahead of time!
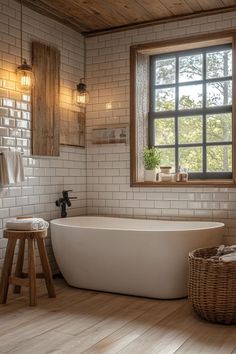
[188,247,236,325]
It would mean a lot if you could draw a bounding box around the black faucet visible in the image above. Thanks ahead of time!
[55,190,77,218]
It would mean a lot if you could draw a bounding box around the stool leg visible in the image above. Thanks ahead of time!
[13,239,25,294]
[37,239,56,298]
[28,239,37,306]
[0,238,17,304]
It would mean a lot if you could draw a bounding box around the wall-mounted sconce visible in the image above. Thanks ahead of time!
[74,78,89,107]
[16,0,34,93]
[17,59,34,93]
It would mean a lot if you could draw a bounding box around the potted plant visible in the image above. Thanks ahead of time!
[143,146,161,181]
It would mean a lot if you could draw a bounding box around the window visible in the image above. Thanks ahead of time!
[130,32,236,186]
[149,44,232,179]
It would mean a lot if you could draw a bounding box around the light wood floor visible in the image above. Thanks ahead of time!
[0,279,235,354]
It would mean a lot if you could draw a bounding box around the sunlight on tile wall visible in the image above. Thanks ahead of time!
[0,0,86,272]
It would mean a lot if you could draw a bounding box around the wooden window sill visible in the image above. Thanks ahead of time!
[132,180,236,187]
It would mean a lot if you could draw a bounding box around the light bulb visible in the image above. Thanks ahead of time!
[73,79,89,107]
[16,60,34,93]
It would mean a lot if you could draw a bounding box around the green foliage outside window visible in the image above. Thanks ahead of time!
[151,46,232,176]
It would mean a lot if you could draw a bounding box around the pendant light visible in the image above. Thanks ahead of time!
[74,78,89,107]
[16,0,34,92]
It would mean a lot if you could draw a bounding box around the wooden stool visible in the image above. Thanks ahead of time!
[0,229,56,306]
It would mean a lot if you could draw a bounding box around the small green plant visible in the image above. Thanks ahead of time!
[143,146,161,170]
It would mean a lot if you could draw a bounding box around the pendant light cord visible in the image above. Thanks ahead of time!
[20,0,23,64]
[84,36,86,79]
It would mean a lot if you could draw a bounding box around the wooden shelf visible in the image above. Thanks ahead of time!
[132,180,236,188]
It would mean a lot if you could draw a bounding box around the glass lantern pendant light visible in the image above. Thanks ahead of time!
[74,78,89,107]
[16,0,34,92]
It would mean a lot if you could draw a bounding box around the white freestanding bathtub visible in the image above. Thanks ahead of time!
[51,216,224,299]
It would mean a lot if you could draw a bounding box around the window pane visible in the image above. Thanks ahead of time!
[149,45,233,180]
[178,116,202,144]
[179,84,202,109]
[206,50,232,79]
[179,54,203,82]
[155,57,176,85]
[206,81,232,107]
[159,148,175,171]
[155,118,175,145]
[207,145,232,172]
[179,147,203,172]
[155,88,175,112]
[206,113,232,143]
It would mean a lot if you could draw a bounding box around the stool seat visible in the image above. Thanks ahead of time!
[0,228,56,306]
[4,229,47,239]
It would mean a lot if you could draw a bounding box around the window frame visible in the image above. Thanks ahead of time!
[130,30,236,187]
[149,44,233,180]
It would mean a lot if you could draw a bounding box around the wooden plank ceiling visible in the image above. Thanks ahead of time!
[18,0,236,36]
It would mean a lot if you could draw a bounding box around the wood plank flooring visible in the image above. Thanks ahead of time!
[0,279,235,354]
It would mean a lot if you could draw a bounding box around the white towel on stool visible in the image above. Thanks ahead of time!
[6,218,49,231]
[0,151,25,186]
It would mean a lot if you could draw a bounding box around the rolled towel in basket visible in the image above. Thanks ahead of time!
[211,244,236,259]
[217,245,236,255]
[6,217,49,231]
[219,253,236,262]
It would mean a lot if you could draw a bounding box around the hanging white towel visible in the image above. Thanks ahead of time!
[5,218,49,231]
[0,154,8,186]
[0,151,25,186]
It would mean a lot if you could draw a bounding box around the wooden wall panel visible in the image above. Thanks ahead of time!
[32,42,60,156]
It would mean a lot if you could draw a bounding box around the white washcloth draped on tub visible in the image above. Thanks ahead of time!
[6,218,49,231]
[0,151,25,186]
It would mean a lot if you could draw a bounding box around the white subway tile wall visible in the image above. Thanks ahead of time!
[86,12,236,245]
[1,0,236,275]
[0,0,86,272]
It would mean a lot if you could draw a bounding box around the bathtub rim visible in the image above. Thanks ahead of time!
[50,216,225,233]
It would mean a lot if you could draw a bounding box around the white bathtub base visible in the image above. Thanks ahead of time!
[51,216,224,299]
